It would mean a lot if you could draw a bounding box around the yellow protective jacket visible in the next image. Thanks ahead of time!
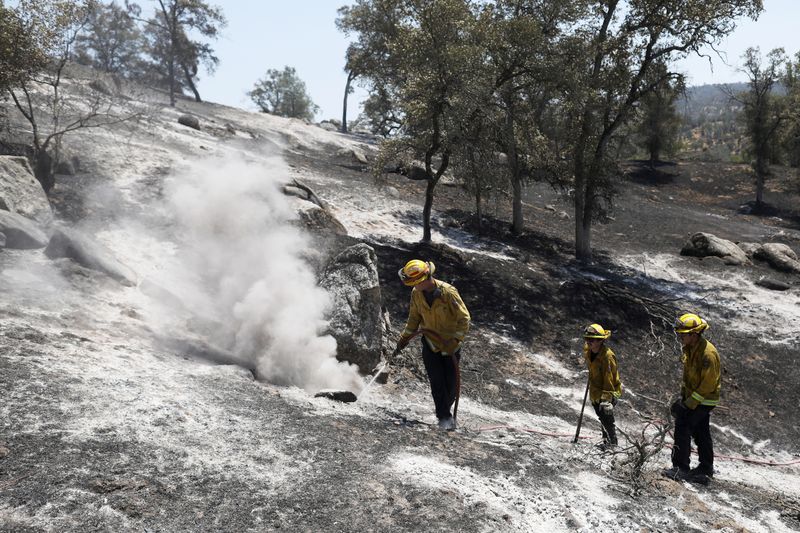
[400,280,470,355]
[583,344,622,403]
[681,337,721,409]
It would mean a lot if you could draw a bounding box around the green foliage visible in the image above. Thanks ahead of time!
[74,1,143,75]
[248,66,319,121]
[0,4,47,92]
[636,69,683,165]
[341,0,492,241]
[677,84,745,162]
[339,0,763,256]
[128,0,226,103]
[780,51,800,168]
[556,0,763,259]
[735,46,787,205]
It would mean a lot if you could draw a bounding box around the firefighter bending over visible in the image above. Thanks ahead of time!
[396,259,470,431]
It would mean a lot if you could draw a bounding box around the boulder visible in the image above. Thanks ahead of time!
[314,390,357,403]
[338,147,369,165]
[0,231,5,249]
[319,121,339,132]
[45,227,136,285]
[680,232,749,266]
[737,242,761,258]
[755,277,791,291]
[178,114,201,130]
[754,243,800,274]
[0,155,53,224]
[319,243,384,373]
[297,205,347,236]
[0,210,48,249]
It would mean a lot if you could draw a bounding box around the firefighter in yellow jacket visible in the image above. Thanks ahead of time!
[662,312,721,485]
[583,324,622,449]
[396,259,470,430]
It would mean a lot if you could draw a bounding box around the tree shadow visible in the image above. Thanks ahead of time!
[625,160,679,186]
[738,200,800,230]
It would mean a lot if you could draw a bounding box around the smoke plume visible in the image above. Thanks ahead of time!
[160,154,363,393]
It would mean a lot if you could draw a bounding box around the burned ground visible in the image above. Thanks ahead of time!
[2,89,800,532]
[295,144,800,453]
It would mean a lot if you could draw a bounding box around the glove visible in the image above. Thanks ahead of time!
[442,339,459,354]
[670,399,687,418]
[599,402,613,416]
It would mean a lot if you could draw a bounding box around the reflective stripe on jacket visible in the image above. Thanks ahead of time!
[400,280,470,355]
[583,344,622,403]
[681,338,721,409]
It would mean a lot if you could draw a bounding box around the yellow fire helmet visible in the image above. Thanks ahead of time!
[398,259,436,287]
[583,323,611,339]
[674,313,708,334]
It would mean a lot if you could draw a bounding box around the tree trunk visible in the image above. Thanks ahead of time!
[182,63,202,102]
[168,55,176,106]
[511,176,523,234]
[341,70,355,134]
[33,149,55,194]
[422,178,436,243]
[649,148,659,169]
[755,158,766,207]
[504,102,523,235]
[574,166,591,261]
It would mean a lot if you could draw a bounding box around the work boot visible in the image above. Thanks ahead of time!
[661,466,690,481]
[437,416,456,431]
[688,466,713,485]
[689,466,714,478]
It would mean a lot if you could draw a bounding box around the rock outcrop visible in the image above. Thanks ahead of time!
[0,156,53,224]
[680,232,749,266]
[296,205,347,235]
[754,243,800,274]
[45,227,136,285]
[319,243,385,373]
[756,277,791,291]
[0,210,48,249]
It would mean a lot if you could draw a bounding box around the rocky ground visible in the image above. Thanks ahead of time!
[1,71,800,532]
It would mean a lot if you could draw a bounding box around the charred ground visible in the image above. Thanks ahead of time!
[297,146,800,453]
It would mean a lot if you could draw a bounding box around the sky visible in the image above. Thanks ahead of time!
[197,0,800,121]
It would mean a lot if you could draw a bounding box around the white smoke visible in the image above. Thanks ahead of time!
[159,154,363,393]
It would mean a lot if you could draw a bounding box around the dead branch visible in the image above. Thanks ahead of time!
[608,404,673,494]
[282,178,328,211]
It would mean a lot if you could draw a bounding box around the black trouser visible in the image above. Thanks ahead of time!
[591,398,617,445]
[421,339,460,420]
[672,405,714,474]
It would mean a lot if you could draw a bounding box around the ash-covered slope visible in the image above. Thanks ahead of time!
[1,72,799,532]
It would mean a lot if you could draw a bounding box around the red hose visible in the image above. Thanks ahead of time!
[476,425,800,466]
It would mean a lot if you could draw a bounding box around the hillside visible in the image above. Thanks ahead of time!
[1,71,800,532]
[678,83,747,161]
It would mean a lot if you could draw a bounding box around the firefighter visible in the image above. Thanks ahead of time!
[395,259,470,430]
[583,324,622,449]
[662,312,720,485]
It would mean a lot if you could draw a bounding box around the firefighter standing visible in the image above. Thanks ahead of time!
[662,312,721,485]
[583,324,622,449]
[396,259,470,430]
